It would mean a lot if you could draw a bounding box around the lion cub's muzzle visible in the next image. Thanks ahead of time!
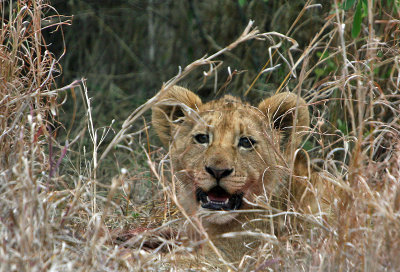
[195,166,243,210]
[196,186,243,211]
[205,166,233,180]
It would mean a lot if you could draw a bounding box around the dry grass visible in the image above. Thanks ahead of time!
[1,0,400,271]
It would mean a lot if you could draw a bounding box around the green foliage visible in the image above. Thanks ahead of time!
[342,0,368,38]
[374,66,392,79]
[351,1,364,38]
[314,51,338,78]
[337,118,349,135]
[387,0,400,12]
[344,0,400,38]
[131,212,140,219]
[302,140,313,151]
[343,0,357,10]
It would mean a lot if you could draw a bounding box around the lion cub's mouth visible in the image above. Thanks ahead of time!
[196,186,243,211]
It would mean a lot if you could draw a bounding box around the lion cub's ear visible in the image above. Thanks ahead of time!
[152,86,202,147]
[257,92,310,150]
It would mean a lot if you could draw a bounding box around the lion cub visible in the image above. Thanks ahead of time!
[151,86,333,265]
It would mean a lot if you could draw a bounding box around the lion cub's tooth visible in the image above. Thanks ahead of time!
[206,196,210,203]
[224,198,229,204]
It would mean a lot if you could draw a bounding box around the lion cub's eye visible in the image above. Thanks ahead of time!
[238,137,256,149]
[194,133,209,144]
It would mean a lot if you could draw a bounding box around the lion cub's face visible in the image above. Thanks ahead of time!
[171,102,279,223]
[152,86,309,225]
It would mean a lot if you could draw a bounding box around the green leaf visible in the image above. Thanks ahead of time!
[343,0,357,10]
[361,0,368,17]
[238,0,246,7]
[131,212,140,218]
[315,68,325,77]
[317,51,329,59]
[394,0,399,13]
[351,1,363,38]
[337,119,348,134]
[302,140,313,151]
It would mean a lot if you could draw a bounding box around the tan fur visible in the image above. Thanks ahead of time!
[152,86,333,264]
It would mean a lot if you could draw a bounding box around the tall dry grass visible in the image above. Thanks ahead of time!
[1,1,69,270]
[1,0,400,271]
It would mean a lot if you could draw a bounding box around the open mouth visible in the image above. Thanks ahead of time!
[196,186,243,211]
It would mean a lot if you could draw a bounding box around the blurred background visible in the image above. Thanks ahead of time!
[48,0,331,127]
[42,0,336,186]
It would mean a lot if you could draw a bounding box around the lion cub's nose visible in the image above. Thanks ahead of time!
[205,166,233,180]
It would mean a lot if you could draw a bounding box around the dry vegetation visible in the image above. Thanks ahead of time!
[1,0,400,271]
